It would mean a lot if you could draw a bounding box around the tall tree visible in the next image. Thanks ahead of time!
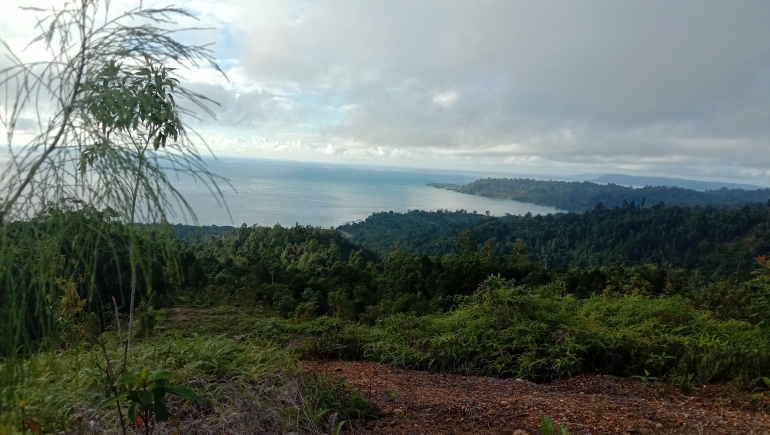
[0,0,226,355]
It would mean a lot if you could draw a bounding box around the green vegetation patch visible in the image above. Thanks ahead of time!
[381,282,767,384]
[267,277,770,387]
[429,178,770,212]
[338,206,770,280]
[0,334,372,434]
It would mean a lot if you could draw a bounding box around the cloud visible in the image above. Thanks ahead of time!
[322,144,341,155]
[433,91,459,108]
[206,0,770,180]
[3,0,770,182]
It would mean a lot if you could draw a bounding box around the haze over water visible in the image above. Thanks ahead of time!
[172,158,562,227]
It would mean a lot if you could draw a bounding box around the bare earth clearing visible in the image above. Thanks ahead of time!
[303,360,770,435]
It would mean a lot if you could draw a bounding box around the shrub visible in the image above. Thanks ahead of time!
[361,276,770,384]
[0,334,371,434]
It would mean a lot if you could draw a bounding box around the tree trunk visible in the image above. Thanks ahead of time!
[127,246,137,349]
[126,143,148,349]
[112,296,123,348]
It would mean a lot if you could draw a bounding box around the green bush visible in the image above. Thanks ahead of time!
[0,334,370,434]
[359,276,770,384]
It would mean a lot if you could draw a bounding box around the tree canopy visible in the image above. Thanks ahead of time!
[429,178,770,212]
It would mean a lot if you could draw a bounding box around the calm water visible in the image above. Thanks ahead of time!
[170,157,562,227]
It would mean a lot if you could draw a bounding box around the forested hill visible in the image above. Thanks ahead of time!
[428,178,770,212]
[590,174,762,191]
[171,223,235,241]
[337,204,770,280]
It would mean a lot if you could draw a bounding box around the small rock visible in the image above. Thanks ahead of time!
[392,408,403,414]
[513,430,530,435]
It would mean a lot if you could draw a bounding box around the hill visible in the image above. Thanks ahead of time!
[337,204,770,280]
[8,207,770,434]
[428,178,770,212]
[171,223,236,240]
[591,174,763,191]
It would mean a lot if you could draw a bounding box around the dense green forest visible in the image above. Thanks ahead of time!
[10,202,770,346]
[163,209,770,388]
[3,204,765,331]
[338,204,770,281]
[4,1,769,432]
[5,205,770,433]
[176,216,759,322]
[170,223,236,241]
[428,178,770,212]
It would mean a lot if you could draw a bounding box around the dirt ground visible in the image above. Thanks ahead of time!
[303,360,770,435]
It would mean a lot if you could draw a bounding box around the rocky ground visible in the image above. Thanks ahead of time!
[303,360,770,435]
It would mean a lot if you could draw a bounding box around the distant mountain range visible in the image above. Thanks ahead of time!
[590,174,762,191]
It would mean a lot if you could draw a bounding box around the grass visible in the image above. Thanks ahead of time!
[9,275,767,433]
[360,285,770,384]
[175,279,770,388]
[0,322,373,435]
[159,281,770,389]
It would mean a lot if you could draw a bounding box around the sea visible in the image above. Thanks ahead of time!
[170,157,563,228]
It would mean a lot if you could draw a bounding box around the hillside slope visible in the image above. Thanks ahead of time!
[428,178,770,212]
[338,205,770,280]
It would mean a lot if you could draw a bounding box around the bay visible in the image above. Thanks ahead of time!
[171,157,563,227]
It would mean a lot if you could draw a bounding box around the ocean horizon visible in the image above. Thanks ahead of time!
[170,157,563,227]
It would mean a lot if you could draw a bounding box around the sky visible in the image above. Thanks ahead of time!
[2,1,770,183]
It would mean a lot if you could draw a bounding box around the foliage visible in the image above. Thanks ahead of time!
[179,220,721,322]
[9,205,769,389]
[95,367,200,434]
[0,206,184,356]
[0,0,225,357]
[52,276,88,347]
[750,377,770,409]
[693,255,770,326]
[170,224,236,242]
[0,333,370,435]
[161,278,770,388]
[428,178,770,212]
[302,374,376,422]
[322,276,770,384]
[338,205,770,281]
[177,222,549,319]
[540,415,569,435]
